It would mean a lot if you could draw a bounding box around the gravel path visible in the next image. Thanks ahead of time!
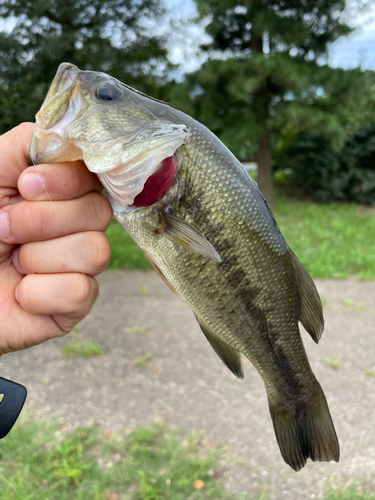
[2,270,375,499]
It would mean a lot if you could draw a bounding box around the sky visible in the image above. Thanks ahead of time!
[329,3,375,70]
[164,0,375,74]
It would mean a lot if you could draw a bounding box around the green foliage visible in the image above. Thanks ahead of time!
[172,57,260,159]
[273,132,342,201]
[339,124,375,204]
[196,0,351,56]
[105,219,150,270]
[176,51,375,164]
[0,0,171,133]
[274,123,375,204]
[0,420,234,499]
[175,0,375,203]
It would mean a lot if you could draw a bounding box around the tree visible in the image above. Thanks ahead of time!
[0,0,170,134]
[273,121,375,204]
[187,0,369,205]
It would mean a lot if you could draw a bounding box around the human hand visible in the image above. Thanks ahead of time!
[0,123,113,354]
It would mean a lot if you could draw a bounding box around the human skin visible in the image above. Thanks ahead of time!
[0,123,113,354]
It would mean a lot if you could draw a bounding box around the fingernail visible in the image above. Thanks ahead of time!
[22,172,44,198]
[15,285,19,303]
[0,211,10,239]
[12,247,20,270]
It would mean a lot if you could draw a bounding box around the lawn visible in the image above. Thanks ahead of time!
[105,199,375,280]
[273,199,375,280]
[0,420,239,499]
[106,221,150,271]
[1,419,374,499]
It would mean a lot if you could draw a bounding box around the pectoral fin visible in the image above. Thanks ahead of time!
[159,210,221,262]
[196,317,244,379]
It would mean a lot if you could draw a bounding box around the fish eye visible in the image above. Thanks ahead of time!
[95,84,119,101]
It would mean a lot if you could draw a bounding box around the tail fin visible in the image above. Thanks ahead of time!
[268,386,339,471]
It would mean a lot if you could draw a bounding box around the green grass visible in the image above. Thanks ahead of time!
[1,419,374,499]
[342,299,367,312]
[105,200,375,280]
[62,339,104,358]
[125,325,147,334]
[0,420,238,499]
[106,219,150,270]
[273,199,375,280]
[133,353,152,366]
[324,357,343,370]
[325,484,375,500]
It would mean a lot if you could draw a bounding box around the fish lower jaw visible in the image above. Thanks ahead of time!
[29,127,82,164]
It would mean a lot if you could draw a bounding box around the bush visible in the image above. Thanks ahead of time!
[339,124,375,204]
[275,124,375,204]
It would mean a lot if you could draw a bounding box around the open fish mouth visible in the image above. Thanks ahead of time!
[29,62,190,206]
[29,64,85,165]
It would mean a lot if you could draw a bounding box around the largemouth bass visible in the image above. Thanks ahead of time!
[29,63,339,471]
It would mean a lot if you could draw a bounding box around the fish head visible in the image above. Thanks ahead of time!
[30,63,189,206]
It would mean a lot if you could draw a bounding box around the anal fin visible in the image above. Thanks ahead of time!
[196,317,244,379]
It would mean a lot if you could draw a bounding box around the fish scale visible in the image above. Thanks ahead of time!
[30,63,339,471]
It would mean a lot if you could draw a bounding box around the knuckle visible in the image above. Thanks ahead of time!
[27,202,47,237]
[84,192,112,230]
[17,245,32,273]
[86,232,111,272]
[15,122,33,137]
[67,162,86,194]
[70,274,90,307]
[84,192,102,224]
[18,275,34,309]
[69,274,98,313]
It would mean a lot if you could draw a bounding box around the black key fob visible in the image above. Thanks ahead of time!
[0,377,27,439]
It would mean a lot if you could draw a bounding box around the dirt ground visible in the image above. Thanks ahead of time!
[2,270,375,499]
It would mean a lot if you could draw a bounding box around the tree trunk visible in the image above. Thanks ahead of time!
[256,102,275,206]
[251,31,275,206]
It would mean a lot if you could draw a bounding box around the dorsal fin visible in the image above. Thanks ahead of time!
[290,251,324,343]
[196,317,244,379]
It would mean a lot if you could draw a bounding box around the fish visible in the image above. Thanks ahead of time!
[29,63,339,471]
